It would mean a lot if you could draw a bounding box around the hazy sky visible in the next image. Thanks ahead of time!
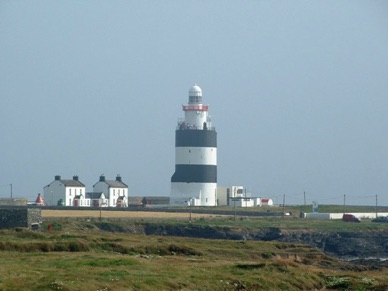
[1,1,387,206]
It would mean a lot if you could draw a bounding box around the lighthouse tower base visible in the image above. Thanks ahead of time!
[170,182,217,206]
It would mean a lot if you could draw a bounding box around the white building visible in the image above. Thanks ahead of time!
[86,192,108,207]
[93,175,128,207]
[260,198,274,206]
[43,175,88,206]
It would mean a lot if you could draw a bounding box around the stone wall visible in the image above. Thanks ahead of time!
[0,207,42,229]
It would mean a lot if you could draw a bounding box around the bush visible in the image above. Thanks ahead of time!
[100,242,133,254]
[235,263,266,270]
[168,244,202,256]
[325,276,350,289]
[261,252,274,259]
[68,240,90,252]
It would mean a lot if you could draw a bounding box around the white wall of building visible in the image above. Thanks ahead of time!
[171,182,217,206]
[66,187,85,206]
[229,198,255,207]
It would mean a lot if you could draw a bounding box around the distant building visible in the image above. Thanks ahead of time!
[43,175,87,206]
[217,186,246,206]
[218,185,274,208]
[35,193,45,206]
[260,198,274,206]
[86,192,107,207]
[93,175,128,207]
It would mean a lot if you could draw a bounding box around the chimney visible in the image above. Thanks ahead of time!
[116,175,122,182]
[99,174,105,182]
[55,175,61,181]
[73,175,79,181]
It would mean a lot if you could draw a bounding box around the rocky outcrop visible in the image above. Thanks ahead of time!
[141,224,388,259]
[93,222,388,260]
[279,230,388,258]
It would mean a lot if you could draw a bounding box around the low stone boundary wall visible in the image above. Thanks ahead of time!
[0,207,42,229]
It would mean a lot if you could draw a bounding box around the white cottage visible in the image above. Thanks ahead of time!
[93,175,128,207]
[43,175,88,206]
[86,192,108,208]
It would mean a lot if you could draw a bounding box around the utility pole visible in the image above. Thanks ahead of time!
[245,188,247,208]
[189,200,192,223]
[304,191,306,206]
[10,184,13,199]
[234,199,236,221]
[343,194,346,214]
[375,194,378,218]
[282,194,285,218]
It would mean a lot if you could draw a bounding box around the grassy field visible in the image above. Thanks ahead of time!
[41,208,388,232]
[2,206,388,290]
[0,221,388,290]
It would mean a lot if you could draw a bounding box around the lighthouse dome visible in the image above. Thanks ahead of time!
[189,84,202,97]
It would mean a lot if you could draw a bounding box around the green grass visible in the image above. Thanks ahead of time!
[0,221,388,290]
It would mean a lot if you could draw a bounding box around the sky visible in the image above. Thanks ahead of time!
[1,1,387,206]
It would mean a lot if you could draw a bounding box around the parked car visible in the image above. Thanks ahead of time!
[342,214,361,223]
[372,216,388,223]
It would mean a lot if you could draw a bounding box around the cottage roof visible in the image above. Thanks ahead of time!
[104,180,128,188]
[86,192,104,199]
[93,175,128,188]
[60,179,85,187]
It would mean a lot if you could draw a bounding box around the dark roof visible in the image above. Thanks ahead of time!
[60,179,85,187]
[104,180,128,188]
[86,192,104,199]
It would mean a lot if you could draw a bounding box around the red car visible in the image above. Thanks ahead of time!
[342,214,361,223]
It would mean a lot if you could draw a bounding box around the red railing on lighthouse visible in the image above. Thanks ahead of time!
[182,105,208,111]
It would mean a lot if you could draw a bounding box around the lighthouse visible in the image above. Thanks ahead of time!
[170,84,217,206]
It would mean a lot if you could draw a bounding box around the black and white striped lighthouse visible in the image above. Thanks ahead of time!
[170,84,217,206]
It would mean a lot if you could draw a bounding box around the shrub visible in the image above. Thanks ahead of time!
[261,252,274,259]
[235,263,266,270]
[68,240,90,252]
[325,276,350,289]
[168,244,202,256]
[100,242,133,254]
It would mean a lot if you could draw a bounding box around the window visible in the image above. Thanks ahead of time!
[189,96,202,103]
[69,199,71,206]
[69,189,71,196]
[80,189,82,195]
[113,189,115,196]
